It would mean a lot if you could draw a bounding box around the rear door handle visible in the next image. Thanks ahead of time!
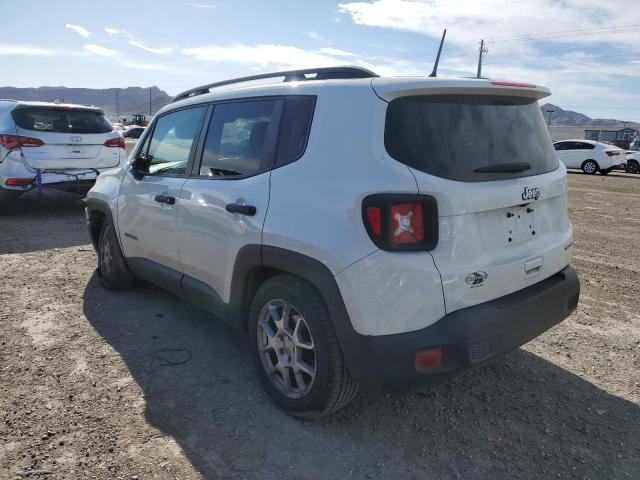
[225,203,256,216]
[154,194,176,205]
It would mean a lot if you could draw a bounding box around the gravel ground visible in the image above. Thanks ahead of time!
[1,172,639,479]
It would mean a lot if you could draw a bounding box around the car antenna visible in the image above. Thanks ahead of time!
[428,29,447,78]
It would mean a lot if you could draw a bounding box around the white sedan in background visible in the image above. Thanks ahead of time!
[553,139,627,175]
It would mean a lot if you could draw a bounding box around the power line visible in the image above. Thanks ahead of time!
[485,50,640,66]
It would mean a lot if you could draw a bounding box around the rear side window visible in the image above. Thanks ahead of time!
[12,107,112,134]
[385,95,559,182]
[275,96,315,166]
[576,142,595,150]
[198,99,280,177]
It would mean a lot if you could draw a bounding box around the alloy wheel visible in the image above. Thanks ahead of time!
[257,299,316,399]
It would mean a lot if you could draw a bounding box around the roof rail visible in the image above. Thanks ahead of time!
[172,66,379,103]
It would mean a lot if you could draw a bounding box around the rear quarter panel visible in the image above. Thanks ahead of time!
[262,83,420,274]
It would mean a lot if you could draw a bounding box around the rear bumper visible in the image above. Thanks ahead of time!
[346,265,579,390]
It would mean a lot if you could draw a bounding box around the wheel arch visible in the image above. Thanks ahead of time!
[230,245,373,385]
[85,198,116,252]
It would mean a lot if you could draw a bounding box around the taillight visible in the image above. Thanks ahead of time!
[0,134,44,148]
[362,194,438,251]
[5,177,35,186]
[606,150,621,157]
[104,136,125,148]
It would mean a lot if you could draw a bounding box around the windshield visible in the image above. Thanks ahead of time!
[384,95,558,182]
[12,107,113,134]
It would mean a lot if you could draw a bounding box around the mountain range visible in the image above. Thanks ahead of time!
[0,86,172,116]
[540,103,639,130]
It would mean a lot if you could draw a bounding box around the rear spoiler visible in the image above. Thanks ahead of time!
[371,77,551,102]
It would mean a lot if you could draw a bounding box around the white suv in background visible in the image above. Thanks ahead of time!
[553,139,627,175]
[86,67,580,418]
[0,100,125,202]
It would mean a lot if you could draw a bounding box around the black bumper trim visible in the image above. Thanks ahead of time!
[347,265,580,391]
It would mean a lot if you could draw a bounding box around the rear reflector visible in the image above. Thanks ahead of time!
[0,134,44,149]
[491,81,536,88]
[606,150,621,157]
[104,136,125,149]
[415,348,443,370]
[5,177,35,186]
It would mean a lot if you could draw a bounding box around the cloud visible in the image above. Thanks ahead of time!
[318,47,357,57]
[181,44,345,69]
[186,2,216,8]
[104,27,119,35]
[83,44,119,58]
[65,23,90,38]
[338,0,640,49]
[83,44,167,71]
[129,40,174,55]
[0,44,57,56]
[304,31,323,42]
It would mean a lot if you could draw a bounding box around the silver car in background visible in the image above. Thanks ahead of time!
[0,100,125,202]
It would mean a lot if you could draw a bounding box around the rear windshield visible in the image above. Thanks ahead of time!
[12,107,113,134]
[384,95,558,182]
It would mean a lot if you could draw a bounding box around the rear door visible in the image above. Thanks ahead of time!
[382,92,573,314]
[117,105,206,279]
[12,106,121,169]
[177,98,283,302]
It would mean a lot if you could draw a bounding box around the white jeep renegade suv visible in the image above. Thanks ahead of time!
[86,67,580,418]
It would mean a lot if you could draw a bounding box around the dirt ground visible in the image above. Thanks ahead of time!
[1,172,639,480]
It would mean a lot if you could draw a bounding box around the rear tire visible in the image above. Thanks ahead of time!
[581,160,599,175]
[249,274,359,419]
[98,221,134,290]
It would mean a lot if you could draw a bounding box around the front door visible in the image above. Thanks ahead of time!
[178,98,283,303]
[117,106,206,281]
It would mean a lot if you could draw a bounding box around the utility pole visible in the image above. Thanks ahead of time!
[115,88,119,116]
[546,109,554,129]
[476,39,488,78]
[149,86,152,116]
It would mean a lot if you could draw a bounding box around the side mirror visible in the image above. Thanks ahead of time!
[130,153,148,180]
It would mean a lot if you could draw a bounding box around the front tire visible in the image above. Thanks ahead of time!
[581,160,599,175]
[249,274,358,419]
[98,221,134,290]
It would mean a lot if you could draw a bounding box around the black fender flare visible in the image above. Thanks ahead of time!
[85,198,117,252]
[230,245,375,386]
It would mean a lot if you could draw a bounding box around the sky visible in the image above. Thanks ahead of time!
[2,0,640,121]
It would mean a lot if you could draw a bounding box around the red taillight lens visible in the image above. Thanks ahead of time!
[415,348,443,370]
[362,194,438,251]
[104,136,125,148]
[390,203,424,244]
[19,136,44,147]
[0,134,43,148]
[366,206,382,236]
[606,150,621,157]
[5,177,35,186]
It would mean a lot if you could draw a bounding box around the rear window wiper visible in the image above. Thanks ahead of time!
[474,162,531,173]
